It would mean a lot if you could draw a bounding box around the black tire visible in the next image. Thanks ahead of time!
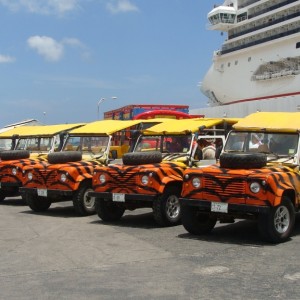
[153,186,181,226]
[72,184,95,216]
[95,199,125,221]
[0,150,30,161]
[181,205,217,235]
[258,196,295,243]
[48,151,82,164]
[123,151,162,165]
[220,152,267,169]
[0,190,5,202]
[25,194,51,212]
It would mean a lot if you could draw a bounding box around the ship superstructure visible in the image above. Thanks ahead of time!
[201,0,300,107]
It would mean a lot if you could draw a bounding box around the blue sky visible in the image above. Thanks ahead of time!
[0,0,224,127]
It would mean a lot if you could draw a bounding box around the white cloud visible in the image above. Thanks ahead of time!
[0,0,80,15]
[27,36,64,62]
[106,0,139,14]
[27,35,90,62]
[0,54,16,63]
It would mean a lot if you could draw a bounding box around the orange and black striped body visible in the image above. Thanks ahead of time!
[0,157,47,197]
[180,164,300,217]
[20,160,101,201]
[90,161,187,208]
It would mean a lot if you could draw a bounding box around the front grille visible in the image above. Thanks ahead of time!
[108,169,136,188]
[34,169,57,185]
[203,175,246,197]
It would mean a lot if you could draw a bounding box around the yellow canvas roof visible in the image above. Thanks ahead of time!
[233,112,300,132]
[0,123,85,138]
[143,118,239,135]
[0,126,39,138]
[68,120,160,135]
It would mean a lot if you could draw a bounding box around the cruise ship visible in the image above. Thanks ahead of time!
[193,0,300,117]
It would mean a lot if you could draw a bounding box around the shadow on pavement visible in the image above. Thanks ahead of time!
[20,204,81,218]
[178,219,281,246]
[90,211,169,229]
[0,197,26,206]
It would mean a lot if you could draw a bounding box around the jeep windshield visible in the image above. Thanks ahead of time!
[63,136,109,157]
[224,131,298,158]
[134,135,192,154]
[16,137,57,152]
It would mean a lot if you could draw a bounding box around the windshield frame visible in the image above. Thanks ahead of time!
[224,130,299,159]
[62,135,110,157]
[133,134,194,154]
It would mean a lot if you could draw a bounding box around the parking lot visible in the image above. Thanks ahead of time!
[1,197,300,300]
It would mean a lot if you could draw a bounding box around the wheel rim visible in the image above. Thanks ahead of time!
[274,205,290,234]
[166,195,180,220]
[84,188,95,211]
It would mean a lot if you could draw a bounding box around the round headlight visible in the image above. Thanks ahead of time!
[60,173,67,182]
[99,174,106,183]
[12,168,17,175]
[250,182,261,194]
[27,172,33,181]
[141,175,149,185]
[192,177,201,188]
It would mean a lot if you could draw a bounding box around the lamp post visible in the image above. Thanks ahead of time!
[97,97,117,119]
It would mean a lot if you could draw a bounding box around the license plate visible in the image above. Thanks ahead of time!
[37,189,47,197]
[211,202,228,213]
[112,193,125,202]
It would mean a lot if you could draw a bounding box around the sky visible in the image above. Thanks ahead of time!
[0,0,225,127]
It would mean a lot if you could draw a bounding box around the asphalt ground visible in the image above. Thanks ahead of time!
[1,197,300,300]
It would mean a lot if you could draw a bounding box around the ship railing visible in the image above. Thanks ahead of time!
[247,0,298,19]
[238,0,261,10]
[230,10,300,40]
[221,26,300,55]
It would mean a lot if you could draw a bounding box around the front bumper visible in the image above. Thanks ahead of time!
[19,187,74,198]
[180,198,271,215]
[89,191,157,203]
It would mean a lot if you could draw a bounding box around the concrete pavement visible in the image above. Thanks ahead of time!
[1,197,300,299]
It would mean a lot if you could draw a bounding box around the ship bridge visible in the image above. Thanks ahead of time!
[208,5,237,31]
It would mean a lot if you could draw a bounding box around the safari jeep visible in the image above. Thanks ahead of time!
[19,120,162,216]
[0,123,84,202]
[89,118,238,226]
[180,112,300,243]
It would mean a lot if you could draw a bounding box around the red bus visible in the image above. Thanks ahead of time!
[104,104,203,120]
[133,109,204,120]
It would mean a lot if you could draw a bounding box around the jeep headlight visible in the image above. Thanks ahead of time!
[99,174,106,184]
[141,175,149,185]
[60,173,67,182]
[250,182,260,194]
[27,172,33,181]
[192,177,201,188]
[12,168,17,175]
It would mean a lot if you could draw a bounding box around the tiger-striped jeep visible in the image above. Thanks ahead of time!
[89,118,238,226]
[19,120,150,216]
[180,112,300,243]
[0,123,84,202]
